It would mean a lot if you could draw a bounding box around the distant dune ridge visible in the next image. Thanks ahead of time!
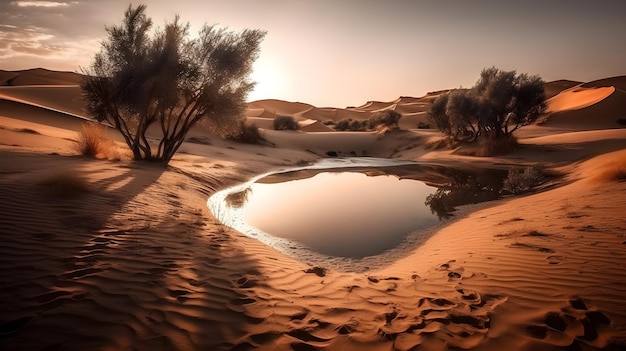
[1,68,626,350]
[2,68,625,132]
[0,68,82,86]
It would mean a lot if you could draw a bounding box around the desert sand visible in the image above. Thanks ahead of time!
[1,68,625,350]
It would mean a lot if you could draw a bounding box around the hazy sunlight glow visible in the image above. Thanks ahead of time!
[0,0,625,107]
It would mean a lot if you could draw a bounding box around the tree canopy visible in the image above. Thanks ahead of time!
[81,4,266,163]
[428,67,547,143]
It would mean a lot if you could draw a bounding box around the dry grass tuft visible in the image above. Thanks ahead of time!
[39,172,91,198]
[592,153,626,182]
[74,123,119,159]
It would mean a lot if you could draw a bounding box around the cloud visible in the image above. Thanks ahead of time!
[11,1,70,7]
[0,0,111,70]
[0,21,99,70]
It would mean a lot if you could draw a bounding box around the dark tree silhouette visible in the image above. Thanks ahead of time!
[428,67,546,143]
[81,4,265,163]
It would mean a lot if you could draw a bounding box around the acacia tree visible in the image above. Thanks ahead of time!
[428,67,546,143]
[81,5,266,163]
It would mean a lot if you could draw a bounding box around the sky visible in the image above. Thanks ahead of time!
[0,0,625,107]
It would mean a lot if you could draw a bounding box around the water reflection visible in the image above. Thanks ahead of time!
[242,171,439,257]
[224,187,252,208]
[423,167,506,219]
[208,159,509,260]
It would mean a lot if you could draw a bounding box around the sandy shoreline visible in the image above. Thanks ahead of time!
[1,71,626,350]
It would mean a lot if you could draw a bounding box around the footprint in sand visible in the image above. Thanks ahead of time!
[287,329,329,343]
[336,322,357,335]
[248,331,281,344]
[168,289,190,302]
[526,297,614,345]
[547,255,565,264]
[447,271,462,279]
[237,277,258,289]
[304,267,326,277]
[289,310,309,321]
[229,297,256,306]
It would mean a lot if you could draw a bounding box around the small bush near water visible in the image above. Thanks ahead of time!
[503,165,544,194]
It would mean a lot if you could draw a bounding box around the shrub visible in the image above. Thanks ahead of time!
[349,119,368,131]
[273,115,299,130]
[227,121,265,144]
[39,172,91,198]
[333,118,368,131]
[368,110,402,130]
[334,119,352,131]
[74,122,108,157]
[503,165,544,194]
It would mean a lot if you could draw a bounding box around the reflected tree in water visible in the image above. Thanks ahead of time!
[425,169,503,219]
[225,187,252,208]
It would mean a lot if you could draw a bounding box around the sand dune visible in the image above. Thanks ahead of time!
[296,107,372,122]
[244,116,275,129]
[581,75,626,91]
[297,119,335,132]
[547,86,615,112]
[0,85,87,117]
[245,107,277,119]
[262,130,379,156]
[543,83,626,130]
[398,111,429,130]
[294,107,339,121]
[352,100,396,111]
[247,99,315,116]
[1,69,625,350]
[0,68,82,86]
[543,79,582,99]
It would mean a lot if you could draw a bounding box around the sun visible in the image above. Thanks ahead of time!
[248,54,289,102]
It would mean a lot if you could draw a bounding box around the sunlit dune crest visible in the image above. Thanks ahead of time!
[1,68,626,350]
[547,86,615,112]
[542,76,626,130]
